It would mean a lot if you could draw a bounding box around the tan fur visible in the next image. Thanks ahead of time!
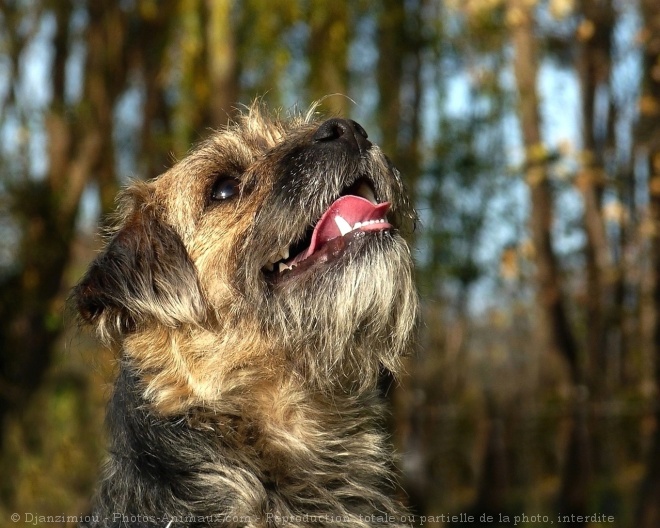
[75,102,418,527]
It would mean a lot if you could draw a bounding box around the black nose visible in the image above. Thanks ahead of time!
[313,118,372,155]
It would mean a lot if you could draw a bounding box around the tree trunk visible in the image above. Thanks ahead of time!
[636,1,660,525]
[0,11,110,516]
[507,0,579,379]
[376,0,405,159]
[205,0,239,128]
[576,0,615,393]
[507,1,589,524]
[0,1,103,431]
[307,0,349,115]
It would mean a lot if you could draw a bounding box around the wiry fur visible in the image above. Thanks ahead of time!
[74,103,419,527]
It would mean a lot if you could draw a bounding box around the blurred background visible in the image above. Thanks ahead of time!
[1,0,660,526]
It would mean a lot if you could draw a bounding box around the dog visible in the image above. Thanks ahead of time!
[74,103,419,527]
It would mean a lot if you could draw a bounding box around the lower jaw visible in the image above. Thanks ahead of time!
[266,229,388,285]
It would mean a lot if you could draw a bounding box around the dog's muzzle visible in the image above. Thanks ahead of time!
[262,118,395,279]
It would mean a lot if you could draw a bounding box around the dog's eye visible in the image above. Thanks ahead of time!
[211,176,240,201]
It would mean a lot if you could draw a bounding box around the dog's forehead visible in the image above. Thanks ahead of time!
[219,111,315,154]
[193,110,316,169]
[226,111,288,149]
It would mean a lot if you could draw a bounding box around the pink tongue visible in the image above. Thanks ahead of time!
[302,196,390,260]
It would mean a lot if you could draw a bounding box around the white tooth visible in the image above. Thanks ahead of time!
[278,263,290,273]
[335,215,352,236]
[353,221,363,229]
[268,247,289,264]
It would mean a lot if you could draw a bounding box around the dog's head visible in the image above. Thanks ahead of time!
[74,104,418,410]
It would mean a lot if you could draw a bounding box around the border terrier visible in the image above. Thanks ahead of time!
[74,103,418,527]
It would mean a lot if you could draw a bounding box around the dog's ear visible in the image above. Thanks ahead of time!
[74,199,205,340]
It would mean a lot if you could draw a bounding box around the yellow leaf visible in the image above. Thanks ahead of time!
[577,19,595,41]
[520,238,535,260]
[549,0,574,19]
[506,6,525,28]
[603,201,628,225]
[500,246,519,280]
[639,95,660,116]
[640,217,657,238]
[650,176,660,196]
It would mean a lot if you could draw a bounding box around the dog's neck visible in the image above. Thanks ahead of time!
[94,362,408,527]
[120,324,387,414]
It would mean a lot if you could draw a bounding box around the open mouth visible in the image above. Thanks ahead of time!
[263,179,392,279]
